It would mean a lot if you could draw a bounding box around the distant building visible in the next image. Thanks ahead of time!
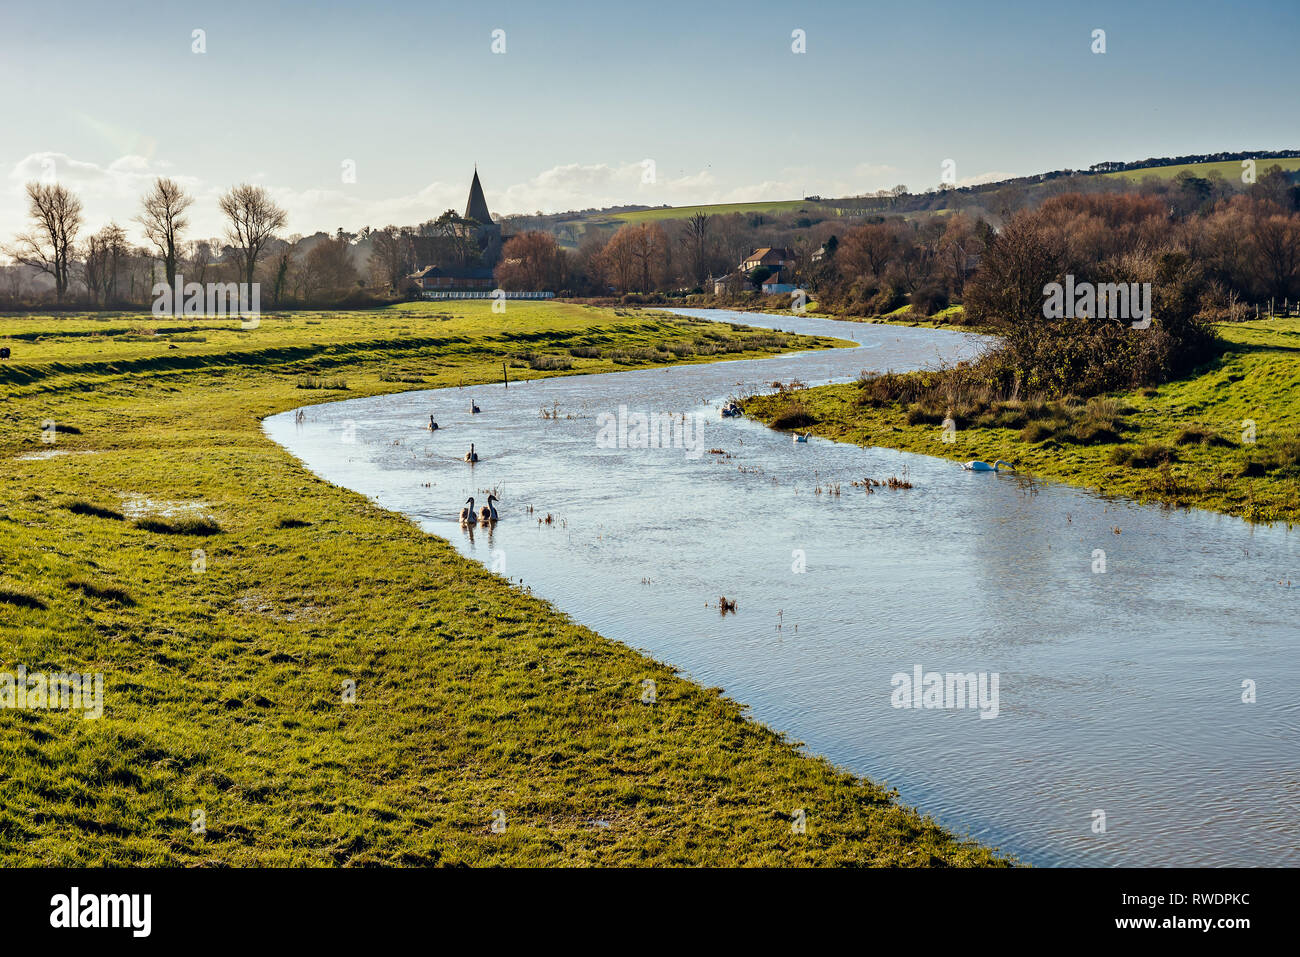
[461,167,504,264]
[740,247,796,273]
[410,264,495,291]
[760,275,797,296]
[712,272,753,295]
[408,168,508,294]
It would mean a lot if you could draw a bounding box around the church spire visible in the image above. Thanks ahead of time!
[464,168,492,225]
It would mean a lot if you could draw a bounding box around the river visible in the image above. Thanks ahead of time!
[263,307,1298,866]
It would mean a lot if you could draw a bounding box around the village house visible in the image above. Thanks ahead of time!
[410,265,495,291]
[711,271,753,295]
[760,274,798,295]
[740,247,796,274]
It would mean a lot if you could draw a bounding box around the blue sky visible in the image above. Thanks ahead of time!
[1,0,1297,239]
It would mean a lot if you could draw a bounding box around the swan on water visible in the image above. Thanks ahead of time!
[464,443,479,463]
[963,459,1015,472]
[477,494,499,525]
[470,400,481,414]
[458,497,475,524]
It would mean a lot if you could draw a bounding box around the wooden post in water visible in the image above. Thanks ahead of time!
[503,361,508,388]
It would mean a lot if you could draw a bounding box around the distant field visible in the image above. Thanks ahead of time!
[605,199,831,224]
[1100,157,1300,183]
[545,156,1298,243]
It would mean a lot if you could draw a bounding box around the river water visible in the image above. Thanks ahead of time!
[264,307,1298,867]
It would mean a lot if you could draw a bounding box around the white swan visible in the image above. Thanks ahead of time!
[477,494,499,525]
[458,497,475,524]
[464,443,479,463]
[963,459,1015,472]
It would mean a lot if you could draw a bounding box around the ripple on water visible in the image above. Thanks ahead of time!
[265,308,1299,866]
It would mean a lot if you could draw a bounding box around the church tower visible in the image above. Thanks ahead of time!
[465,167,493,225]
[463,167,502,265]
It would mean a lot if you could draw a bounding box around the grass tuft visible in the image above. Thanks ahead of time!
[133,515,223,536]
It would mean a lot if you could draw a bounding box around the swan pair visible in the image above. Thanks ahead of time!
[459,494,499,525]
[963,459,1015,472]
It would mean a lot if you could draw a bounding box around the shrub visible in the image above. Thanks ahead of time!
[771,401,815,430]
[1109,443,1177,468]
[67,578,135,606]
[296,376,348,390]
[134,515,222,536]
[909,285,950,317]
[1174,426,1233,448]
[1021,422,1057,443]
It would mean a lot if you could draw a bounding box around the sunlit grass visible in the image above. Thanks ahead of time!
[0,300,1003,866]
[744,318,1300,525]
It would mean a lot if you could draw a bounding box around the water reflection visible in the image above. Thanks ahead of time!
[265,309,1298,867]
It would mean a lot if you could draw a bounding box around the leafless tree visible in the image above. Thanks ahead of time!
[138,177,194,290]
[367,226,410,292]
[218,183,288,289]
[678,211,712,284]
[81,223,127,306]
[6,182,83,301]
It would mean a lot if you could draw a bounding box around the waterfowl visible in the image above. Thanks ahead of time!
[963,459,1015,472]
[427,415,439,431]
[470,400,481,414]
[477,494,499,525]
[464,443,479,463]
[458,497,475,524]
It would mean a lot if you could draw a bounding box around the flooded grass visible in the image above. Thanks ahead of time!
[0,301,1004,866]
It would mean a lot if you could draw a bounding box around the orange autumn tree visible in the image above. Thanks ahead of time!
[494,231,566,291]
[595,223,671,293]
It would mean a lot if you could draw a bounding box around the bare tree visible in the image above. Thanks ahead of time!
[678,211,712,284]
[367,226,410,292]
[218,184,288,289]
[81,223,127,306]
[138,177,194,291]
[6,182,83,301]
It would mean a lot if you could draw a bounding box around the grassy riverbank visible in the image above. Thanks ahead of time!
[0,301,1005,866]
[744,317,1300,525]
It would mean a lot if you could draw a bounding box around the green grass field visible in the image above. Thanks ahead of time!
[0,301,1005,866]
[601,199,831,224]
[1099,157,1300,184]
[744,318,1300,525]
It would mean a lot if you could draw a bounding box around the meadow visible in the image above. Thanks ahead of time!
[1098,156,1300,183]
[0,301,1005,866]
[744,317,1300,525]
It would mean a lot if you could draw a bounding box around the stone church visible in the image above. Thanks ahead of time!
[410,168,507,292]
